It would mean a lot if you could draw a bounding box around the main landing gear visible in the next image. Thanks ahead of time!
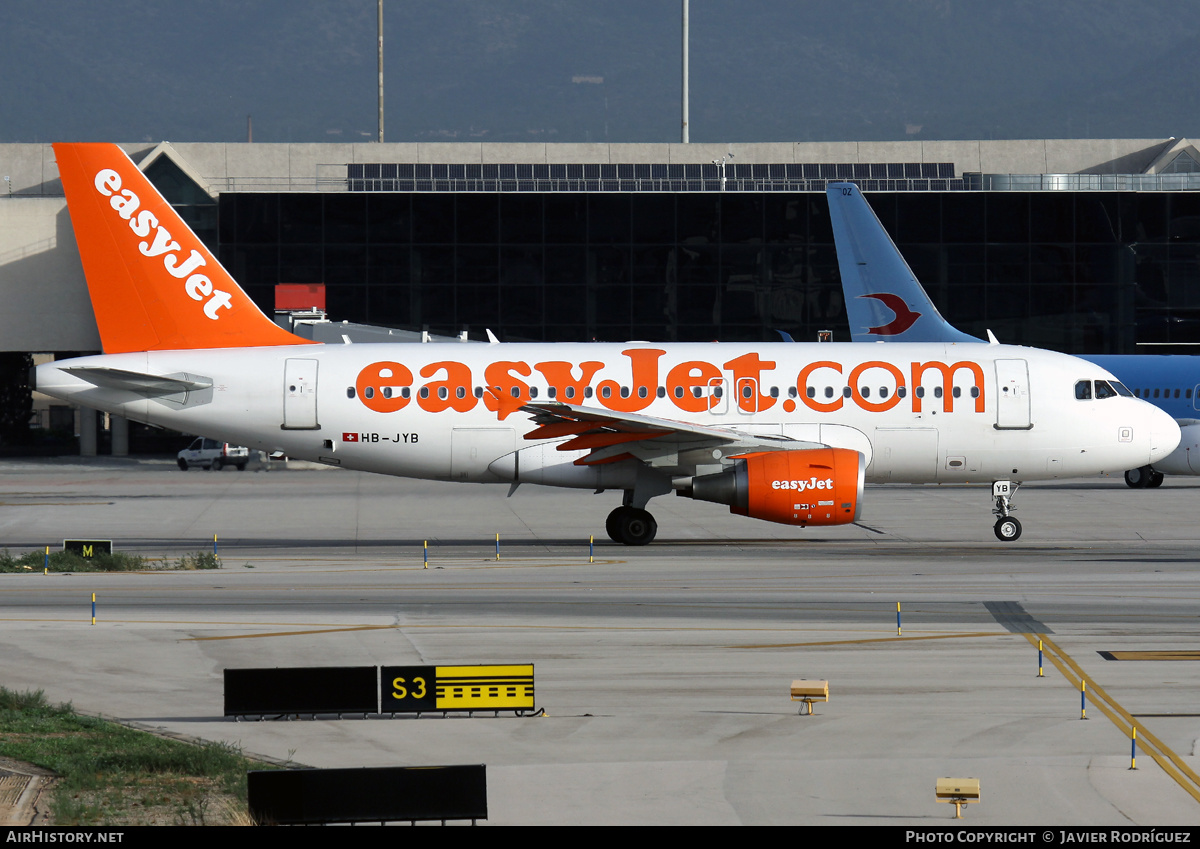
[605,471,671,546]
[991,480,1022,542]
[606,506,658,546]
[1124,465,1164,489]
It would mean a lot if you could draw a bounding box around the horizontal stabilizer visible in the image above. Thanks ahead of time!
[61,366,212,397]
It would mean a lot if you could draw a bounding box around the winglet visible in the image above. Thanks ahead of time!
[53,143,311,353]
[827,182,981,344]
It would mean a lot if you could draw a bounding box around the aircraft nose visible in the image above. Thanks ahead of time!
[1146,404,1181,463]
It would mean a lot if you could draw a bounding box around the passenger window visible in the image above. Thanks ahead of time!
[842,387,852,398]
[1075,381,1092,400]
[824,386,833,399]
[970,387,980,398]
[897,387,907,398]
[952,387,961,398]
[860,386,870,398]
[673,386,683,399]
[915,387,924,398]
[566,387,576,399]
[346,387,355,398]
[879,386,888,399]
[807,386,816,398]
[934,387,943,399]
[364,386,375,399]
[548,387,556,399]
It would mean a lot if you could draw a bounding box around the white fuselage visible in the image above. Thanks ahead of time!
[36,341,1179,493]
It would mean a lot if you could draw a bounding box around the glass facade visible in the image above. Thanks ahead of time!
[217,191,1200,353]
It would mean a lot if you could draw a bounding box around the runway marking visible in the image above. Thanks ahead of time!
[732,631,1001,649]
[0,501,113,506]
[185,624,398,641]
[1098,651,1200,661]
[1025,633,1200,807]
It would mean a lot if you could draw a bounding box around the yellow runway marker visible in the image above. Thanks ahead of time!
[186,624,398,641]
[1100,651,1200,661]
[1025,633,1200,807]
[734,631,1001,650]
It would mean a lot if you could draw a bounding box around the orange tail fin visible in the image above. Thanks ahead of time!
[54,143,311,353]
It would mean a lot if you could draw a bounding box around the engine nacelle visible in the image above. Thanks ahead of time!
[680,448,864,526]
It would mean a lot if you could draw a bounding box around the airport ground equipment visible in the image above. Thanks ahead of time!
[935,778,980,818]
[248,764,486,825]
[790,679,829,715]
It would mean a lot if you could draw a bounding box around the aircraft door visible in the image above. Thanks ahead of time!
[283,358,319,430]
[994,359,1031,430]
[1193,385,1200,413]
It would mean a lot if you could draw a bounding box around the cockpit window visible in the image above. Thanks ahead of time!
[1094,380,1117,399]
[1110,381,1133,397]
[1075,380,1092,400]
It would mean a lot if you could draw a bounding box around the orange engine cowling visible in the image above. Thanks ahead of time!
[681,448,864,526]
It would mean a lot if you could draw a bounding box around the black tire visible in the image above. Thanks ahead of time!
[605,508,622,543]
[993,516,1022,542]
[620,507,658,546]
[1124,466,1151,488]
[1149,471,1165,488]
[177,458,188,471]
[211,458,223,471]
[236,462,247,471]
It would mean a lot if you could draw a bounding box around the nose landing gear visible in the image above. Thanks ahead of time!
[992,480,1022,541]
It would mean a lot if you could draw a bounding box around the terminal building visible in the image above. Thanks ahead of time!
[1,137,1199,450]
[3,137,1200,355]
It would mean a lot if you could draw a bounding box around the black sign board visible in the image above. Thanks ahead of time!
[223,666,376,716]
[248,764,487,825]
[63,539,112,558]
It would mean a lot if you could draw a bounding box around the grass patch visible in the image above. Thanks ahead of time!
[0,549,225,573]
[0,686,262,825]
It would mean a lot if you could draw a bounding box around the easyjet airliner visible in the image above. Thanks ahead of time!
[34,145,1180,544]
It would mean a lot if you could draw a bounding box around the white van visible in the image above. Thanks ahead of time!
[177,438,250,471]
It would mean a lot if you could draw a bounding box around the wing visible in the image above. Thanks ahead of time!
[520,401,823,475]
